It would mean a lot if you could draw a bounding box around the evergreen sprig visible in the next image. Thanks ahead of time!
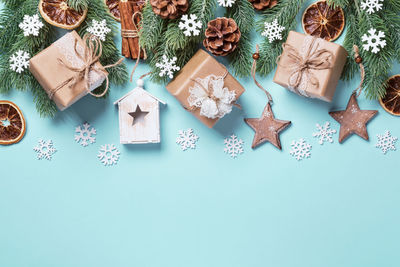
[256,0,306,76]
[0,0,128,117]
[328,0,400,99]
[226,0,255,77]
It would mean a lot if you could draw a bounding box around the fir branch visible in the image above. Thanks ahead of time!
[66,0,89,12]
[226,0,254,77]
[139,3,166,51]
[340,6,359,81]
[257,0,306,76]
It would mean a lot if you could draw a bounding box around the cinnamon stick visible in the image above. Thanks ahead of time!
[120,0,144,59]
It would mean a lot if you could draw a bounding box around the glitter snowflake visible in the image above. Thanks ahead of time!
[375,130,397,154]
[224,134,244,158]
[19,14,44,37]
[290,138,312,161]
[261,19,285,43]
[9,50,30,73]
[218,0,236,7]
[176,128,199,151]
[179,14,202,37]
[75,122,96,147]
[97,144,120,166]
[156,55,180,79]
[312,122,337,145]
[361,0,383,14]
[33,139,57,161]
[362,28,386,54]
[87,19,111,41]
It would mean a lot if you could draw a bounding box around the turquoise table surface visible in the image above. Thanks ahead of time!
[1,1,400,267]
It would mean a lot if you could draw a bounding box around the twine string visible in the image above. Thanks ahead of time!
[252,44,273,104]
[353,45,365,97]
[49,34,124,100]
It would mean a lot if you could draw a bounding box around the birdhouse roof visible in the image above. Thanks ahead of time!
[114,87,166,105]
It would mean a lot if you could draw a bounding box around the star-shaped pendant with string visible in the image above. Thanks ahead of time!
[329,92,377,143]
[128,105,149,125]
[244,102,291,149]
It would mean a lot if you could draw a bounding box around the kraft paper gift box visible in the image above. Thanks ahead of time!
[29,31,107,110]
[273,31,348,102]
[166,49,245,128]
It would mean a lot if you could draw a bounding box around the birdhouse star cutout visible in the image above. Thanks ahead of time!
[114,79,166,144]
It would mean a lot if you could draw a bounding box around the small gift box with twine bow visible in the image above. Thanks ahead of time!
[273,31,348,102]
[166,49,245,128]
[29,31,123,111]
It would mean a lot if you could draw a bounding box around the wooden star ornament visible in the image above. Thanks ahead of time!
[329,92,378,143]
[244,103,291,149]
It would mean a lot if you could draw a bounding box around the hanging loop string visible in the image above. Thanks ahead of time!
[126,11,148,82]
[353,45,365,97]
[252,44,273,104]
[50,34,124,99]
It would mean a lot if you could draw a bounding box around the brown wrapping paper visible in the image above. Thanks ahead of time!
[29,31,106,111]
[166,49,245,128]
[273,31,348,102]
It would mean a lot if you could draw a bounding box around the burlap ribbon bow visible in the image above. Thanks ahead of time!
[49,34,124,100]
[278,36,333,97]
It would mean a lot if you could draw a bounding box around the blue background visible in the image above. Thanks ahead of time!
[1,1,400,266]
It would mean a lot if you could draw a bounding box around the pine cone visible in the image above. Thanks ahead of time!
[203,17,241,57]
[248,0,277,11]
[150,0,188,19]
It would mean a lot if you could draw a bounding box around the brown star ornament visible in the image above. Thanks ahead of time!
[244,103,291,149]
[329,93,378,143]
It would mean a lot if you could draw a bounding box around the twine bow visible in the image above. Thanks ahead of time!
[278,36,333,97]
[49,34,124,100]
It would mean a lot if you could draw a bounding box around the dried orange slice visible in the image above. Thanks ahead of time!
[302,0,345,42]
[39,0,87,30]
[379,75,400,116]
[104,0,145,21]
[0,101,26,145]
[104,0,122,21]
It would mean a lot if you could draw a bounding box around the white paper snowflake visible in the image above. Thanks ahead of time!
[9,50,30,73]
[97,144,120,166]
[224,134,244,158]
[218,0,236,7]
[19,14,44,37]
[290,138,312,161]
[87,19,111,42]
[179,14,202,37]
[362,28,386,54]
[75,122,96,147]
[361,0,383,14]
[156,55,180,79]
[33,139,57,161]
[176,128,199,151]
[375,130,397,154]
[312,122,337,145]
[261,19,285,43]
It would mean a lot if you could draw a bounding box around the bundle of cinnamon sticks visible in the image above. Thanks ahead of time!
[120,0,145,59]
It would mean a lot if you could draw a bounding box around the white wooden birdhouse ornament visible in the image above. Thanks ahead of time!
[114,79,166,144]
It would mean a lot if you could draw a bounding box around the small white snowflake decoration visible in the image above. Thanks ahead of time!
[19,14,44,37]
[75,122,96,147]
[362,28,386,54]
[312,122,337,145]
[224,134,244,158]
[261,19,285,43]
[361,0,384,14]
[176,128,199,151]
[179,14,202,37]
[9,50,30,73]
[156,55,180,79]
[290,138,312,161]
[33,139,57,161]
[218,0,236,7]
[98,144,120,166]
[375,130,397,154]
[87,19,111,42]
